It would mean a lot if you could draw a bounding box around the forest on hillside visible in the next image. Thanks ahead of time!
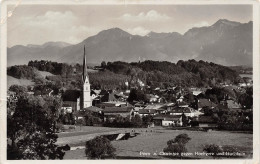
[7,60,243,90]
[104,60,241,88]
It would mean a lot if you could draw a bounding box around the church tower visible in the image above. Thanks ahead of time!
[82,46,92,108]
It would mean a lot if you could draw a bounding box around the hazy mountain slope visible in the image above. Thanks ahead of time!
[8,19,252,66]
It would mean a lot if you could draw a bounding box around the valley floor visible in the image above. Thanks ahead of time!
[58,126,253,160]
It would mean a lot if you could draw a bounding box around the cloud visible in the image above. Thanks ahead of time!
[192,21,209,27]
[125,27,150,36]
[11,11,100,45]
[119,10,171,22]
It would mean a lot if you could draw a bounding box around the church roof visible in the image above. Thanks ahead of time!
[82,45,89,83]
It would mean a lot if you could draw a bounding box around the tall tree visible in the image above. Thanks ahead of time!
[7,95,65,159]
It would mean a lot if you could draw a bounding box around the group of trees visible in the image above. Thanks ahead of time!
[103,60,241,88]
[217,110,253,131]
[163,133,191,158]
[8,59,245,91]
[203,144,242,158]
[89,70,130,90]
[28,60,75,76]
[7,94,66,159]
[127,89,148,103]
[7,65,38,79]
[85,136,116,159]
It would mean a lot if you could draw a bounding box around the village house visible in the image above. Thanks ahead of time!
[220,99,241,109]
[61,104,73,113]
[74,106,103,124]
[162,116,183,127]
[168,107,195,117]
[114,92,128,101]
[196,98,217,111]
[153,115,183,127]
[85,106,103,115]
[96,101,130,109]
[133,102,146,115]
[103,106,134,121]
[146,94,159,102]
[62,90,81,112]
[198,115,218,128]
[163,103,176,112]
[144,104,166,114]
[177,101,189,108]
[138,109,157,117]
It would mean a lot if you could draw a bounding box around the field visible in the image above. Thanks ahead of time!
[7,75,34,88]
[37,70,54,78]
[60,126,253,159]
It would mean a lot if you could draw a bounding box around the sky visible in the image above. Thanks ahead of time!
[7,4,252,47]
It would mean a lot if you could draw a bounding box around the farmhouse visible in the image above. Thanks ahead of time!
[197,99,217,111]
[61,104,73,113]
[63,90,81,112]
[162,116,183,127]
[153,115,183,127]
[198,115,217,128]
[103,106,134,121]
[144,104,166,114]
[138,109,156,117]
[169,107,195,117]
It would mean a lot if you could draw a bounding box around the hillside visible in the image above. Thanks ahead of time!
[8,19,252,66]
[7,76,34,88]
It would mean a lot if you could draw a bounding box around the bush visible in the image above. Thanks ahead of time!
[203,144,223,157]
[163,143,187,157]
[170,133,191,145]
[56,123,65,132]
[85,136,116,159]
[163,133,191,158]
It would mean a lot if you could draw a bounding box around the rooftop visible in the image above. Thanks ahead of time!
[103,107,133,113]
[139,109,156,114]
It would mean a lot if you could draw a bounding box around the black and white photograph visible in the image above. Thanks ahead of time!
[0,0,259,162]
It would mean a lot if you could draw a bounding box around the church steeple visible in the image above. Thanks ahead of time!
[82,45,89,83]
[81,45,92,109]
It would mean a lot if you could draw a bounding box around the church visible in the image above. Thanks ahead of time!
[80,46,92,109]
[62,46,92,112]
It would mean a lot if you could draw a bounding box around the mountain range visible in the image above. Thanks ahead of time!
[7,19,253,66]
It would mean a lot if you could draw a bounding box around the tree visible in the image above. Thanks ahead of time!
[181,113,188,127]
[163,143,188,158]
[7,95,65,159]
[142,115,153,127]
[9,85,27,95]
[101,61,107,68]
[127,89,148,103]
[238,87,253,109]
[203,144,223,158]
[163,133,191,158]
[171,133,191,145]
[85,136,116,159]
[131,115,143,127]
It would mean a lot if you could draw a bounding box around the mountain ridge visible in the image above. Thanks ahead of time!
[8,19,252,66]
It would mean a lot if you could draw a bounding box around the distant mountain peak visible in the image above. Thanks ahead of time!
[213,19,241,27]
[96,27,131,38]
